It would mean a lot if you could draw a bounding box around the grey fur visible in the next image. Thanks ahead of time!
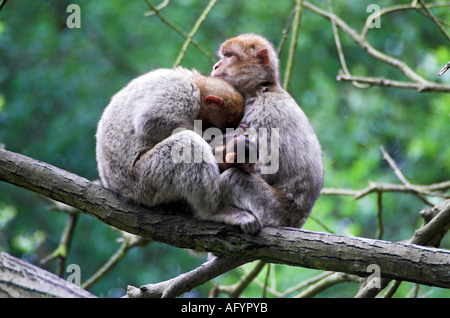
[96,67,259,232]
[213,34,324,229]
[222,87,323,228]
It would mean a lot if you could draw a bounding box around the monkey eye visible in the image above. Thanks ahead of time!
[224,51,235,58]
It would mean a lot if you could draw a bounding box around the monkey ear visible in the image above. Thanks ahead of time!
[256,48,270,66]
[225,152,237,163]
[205,95,223,106]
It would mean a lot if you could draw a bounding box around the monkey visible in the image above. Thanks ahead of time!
[211,33,324,230]
[96,67,261,234]
[129,67,244,145]
[211,134,259,173]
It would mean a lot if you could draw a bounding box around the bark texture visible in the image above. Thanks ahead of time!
[0,251,96,298]
[1,148,449,291]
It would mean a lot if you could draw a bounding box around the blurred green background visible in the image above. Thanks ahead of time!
[0,0,449,297]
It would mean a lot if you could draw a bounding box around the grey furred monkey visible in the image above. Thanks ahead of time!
[212,34,324,229]
[96,67,260,233]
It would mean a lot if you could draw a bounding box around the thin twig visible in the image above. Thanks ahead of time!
[438,61,450,76]
[82,233,151,289]
[0,0,7,14]
[321,180,450,200]
[40,211,79,277]
[262,263,270,298]
[294,272,359,298]
[143,0,169,16]
[336,71,450,92]
[280,271,334,297]
[283,0,304,91]
[308,215,336,234]
[383,280,402,298]
[173,0,217,67]
[211,261,266,298]
[277,9,296,56]
[361,2,450,40]
[380,146,434,206]
[417,0,450,41]
[376,191,383,240]
[327,0,369,89]
[143,0,215,63]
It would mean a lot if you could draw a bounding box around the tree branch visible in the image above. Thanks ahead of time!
[0,251,96,298]
[173,0,217,67]
[143,0,216,64]
[439,61,450,76]
[282,0,303,91]
[303,1,450,93]
[126,256,249,298]
[1,148,449,297]
[417,0,450,41]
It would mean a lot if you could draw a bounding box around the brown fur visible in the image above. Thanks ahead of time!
[212,34,323,230]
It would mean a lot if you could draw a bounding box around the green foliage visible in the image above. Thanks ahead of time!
[0,0,449,297]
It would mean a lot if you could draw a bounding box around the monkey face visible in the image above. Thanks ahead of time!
[211,34,280,94]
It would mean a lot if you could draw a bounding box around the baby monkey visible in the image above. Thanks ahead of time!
[209,125,258,174]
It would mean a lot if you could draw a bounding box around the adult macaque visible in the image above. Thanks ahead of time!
[212,34,323,229]
[96,67,260,233]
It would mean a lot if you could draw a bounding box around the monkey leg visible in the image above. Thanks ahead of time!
[135,130,261,233]
[135,130,222,216]
[220,168,306,228]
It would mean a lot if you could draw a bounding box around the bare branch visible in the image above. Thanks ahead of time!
[143,0,215,63]
[294,272,360,298]
[356,199,450,298]
[81,233,151,290]
[336,71,450,92]
[417,0,450,41]
[361,2,450,40]
[1,148,449,297]
[439,61,450,76]
[173,0,217,67]
[283,0,304,91]
[303,1,450,92]
[210,261,266,298]
[126,256,249,298]
[327,0,370,89]
[380,146,434,206]
[40,211,80,277]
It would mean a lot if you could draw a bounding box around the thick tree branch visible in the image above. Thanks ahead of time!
[1,148,449,297]
[0,251,96,298]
